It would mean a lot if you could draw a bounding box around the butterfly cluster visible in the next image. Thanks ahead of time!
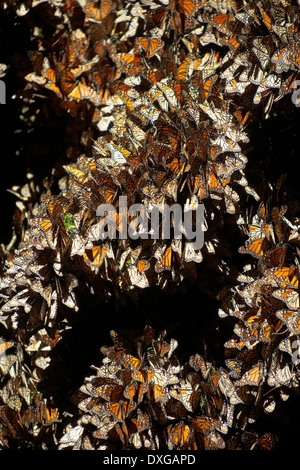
[0,337,60,449]
[219,195,300,422]
[58,325,277,450]
[0,0,300,450]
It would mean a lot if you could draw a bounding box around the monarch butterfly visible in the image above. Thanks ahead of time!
[149,383,168,404]
[149,84,169,112]
[41,62,56,83]
[258,5,273,31]
[92,417,116,441]
[66,32,88,68]
[268,362,292,387]
[98,184,118,205]
[137,259,150,274]
[275,72,299,102]
[63,164,89,185]
[252,38,270,70]
[205,430,226,450]
[0,389,22,412]
[68,83,96,101]
[96,384,124,403]
[167,422,191,450]
[0,339,14,355]
[153,337,178,360]
[118,247,140,271]
[253,74,281,104]
[271,47,291,73]
[189,353,212,379]
[85,0,114,22]
[124,381,146,404]
[59,68,76,96]
[238,237,269,259]
[266,266,298,289]
[119,16,140,42]
[142,183,165,211]
[240,319,261,344]
[189,416,219,437]
[279,337,295,357]
[216,369,243,405]
[271,205,288,242]
[139,103,161,124]
[226,75,250,95]
[44,80,64,99]
[116,52,143,75]
[150,365,178,388]
[161,177,178,201]
[225,358,242,379]
[147,5,168,28]
[169,382,193,412]
[135,37,164,57]
[127,265,150,289]
[0,405,22,437]
[107,400,137,422]
[176,56,193,81]
[155,246,173,273]
[276,309,300,334]
[241,431,259,450]
[122,354,141,371]
[25,72,47,86]
[248,221,274,242]
[273,287,299,310]
[36,400,60,426]
[236,361,266,387]
[144,69,165,87]
[263,392,277,414]
[177,0,198,16]
[157,80,179,109]
[27,328,61,353]
[36,218,53,235]
[83,245,107,269]
[132,368,155,389]
[130,409,151,434]
[220,35,240,53]
[224,337,245,351]
[257,432,278,450]
[168,155,190,177]
[183,241,203,264]
[289,40,300,67]
[210,12,234,34]
[258,318,273,343]
[200,101,233,129]
[200,161,224,195]
[107,143,130,164]
[0,62,6,78]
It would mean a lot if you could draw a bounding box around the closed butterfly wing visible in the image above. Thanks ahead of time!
[167,422,191,450]
[257,432,278,450]
[155,246,173,273]
[236,362,266,387]
[276,309,300,334]
[273,287,299,310]
[83,245,107,270]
